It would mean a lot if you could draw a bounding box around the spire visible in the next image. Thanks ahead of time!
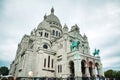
[83,33,88,41]
[83,33,86,37]
[44,13,47,20]
[63,24,68,29]
[51,7,54,14]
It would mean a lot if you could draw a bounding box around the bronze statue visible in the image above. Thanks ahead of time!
[70,41,80,51]
[93,49,100,56]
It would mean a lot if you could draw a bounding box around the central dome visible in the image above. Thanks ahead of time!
[45,14,60,24]
[45,7,61,26]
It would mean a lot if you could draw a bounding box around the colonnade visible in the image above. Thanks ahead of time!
[68,59,102,78]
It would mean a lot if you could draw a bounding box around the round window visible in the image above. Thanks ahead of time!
[43,44,48,49]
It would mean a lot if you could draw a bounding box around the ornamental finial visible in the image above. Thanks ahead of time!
[51,7,54,14]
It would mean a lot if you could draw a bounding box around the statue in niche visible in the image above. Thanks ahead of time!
[70,40,80,51]
[93,49,100,56]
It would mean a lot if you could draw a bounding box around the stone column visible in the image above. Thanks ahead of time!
[100,64,104,76]
[74,59,82,80]
[74,60,78,77]
[92,66,96,77]
[85,65,90,77]
[77,59,82,77]
[99,64,104,76]
[74,52,82,80]
[97,66,100,76]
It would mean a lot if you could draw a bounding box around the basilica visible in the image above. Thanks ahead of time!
[9,8,104,78]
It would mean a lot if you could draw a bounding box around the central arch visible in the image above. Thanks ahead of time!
[69,61,75,77]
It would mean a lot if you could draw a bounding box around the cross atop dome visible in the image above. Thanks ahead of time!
[51,7,54,14]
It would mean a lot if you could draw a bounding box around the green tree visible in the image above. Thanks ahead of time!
[104,69,120,78]
[0,66,9,76]
[104,69,113,78]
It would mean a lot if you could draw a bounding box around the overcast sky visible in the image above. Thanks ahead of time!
[0,0,120,71]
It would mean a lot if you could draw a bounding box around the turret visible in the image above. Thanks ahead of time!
[63,24,68,33]
[44,14,47,20]
[71,24,80,33]
[70,24,80,38]
[83,33,88,42]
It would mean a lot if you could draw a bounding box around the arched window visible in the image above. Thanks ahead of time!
[51,59,54,68]
[59,32,60,37]
[60,65,62,72]
[58,65,59,73]
[44,58,46,67]
[46,33,48,37]
[56,31,58,36]
[48,56,50,68]
[43,44,48,49]
[40,32,42,36]
[52,30,55,35]
[44,32,48,38]
[39,32,43,36]
[58,65,62,73]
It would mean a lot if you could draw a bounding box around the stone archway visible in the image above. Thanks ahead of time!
[69,61,75,77]
[81,60,86,76]
[88,61,93,77]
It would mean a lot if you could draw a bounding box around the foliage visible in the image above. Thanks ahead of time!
[104,69,120,78]
[0,66,9,76]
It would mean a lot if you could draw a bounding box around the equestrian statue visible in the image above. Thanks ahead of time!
[93,49,100,56]
[70,41,80,51]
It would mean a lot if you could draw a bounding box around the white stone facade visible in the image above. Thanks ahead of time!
[9,8,104,78]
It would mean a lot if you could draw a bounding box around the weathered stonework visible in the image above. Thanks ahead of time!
[9,8,104,78]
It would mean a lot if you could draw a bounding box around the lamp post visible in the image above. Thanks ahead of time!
[28,71,33,80]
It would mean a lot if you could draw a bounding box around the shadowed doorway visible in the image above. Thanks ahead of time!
[69,61,75,77]
[81,60,86,77]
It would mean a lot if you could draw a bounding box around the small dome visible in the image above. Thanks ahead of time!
[37,20,50,30]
